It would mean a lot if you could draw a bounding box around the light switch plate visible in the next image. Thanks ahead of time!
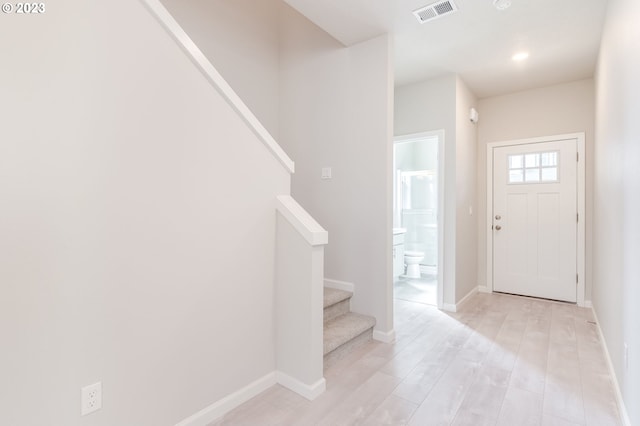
[321,167,332,180]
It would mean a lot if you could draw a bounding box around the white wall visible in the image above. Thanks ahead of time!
[594,0,640,422]
[279,5,394,333]
[274,208,325,395]
[455,77,478,301]
[395,75,470,306]
[160,0,281,138]
[476,79,595,300]
[156,0,398,334]
[0,1,290,424]
[155,1,397,334]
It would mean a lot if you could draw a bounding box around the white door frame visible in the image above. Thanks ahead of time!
[486,133,586,306]
[394,130,445,309]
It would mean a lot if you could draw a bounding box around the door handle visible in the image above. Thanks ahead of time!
[495,225,502,230]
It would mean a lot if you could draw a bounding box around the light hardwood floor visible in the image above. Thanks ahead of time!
[394,275,438,306]
[210,293,622,426]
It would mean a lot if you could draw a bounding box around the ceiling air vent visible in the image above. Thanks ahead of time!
[413,0,458,23]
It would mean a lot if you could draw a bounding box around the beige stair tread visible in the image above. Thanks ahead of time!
[323,312,376,355]
[323,287,352,308]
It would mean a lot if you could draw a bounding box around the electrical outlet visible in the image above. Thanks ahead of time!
[81,382,102,416]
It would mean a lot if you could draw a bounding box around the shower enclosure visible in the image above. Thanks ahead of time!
[400,170,437,268]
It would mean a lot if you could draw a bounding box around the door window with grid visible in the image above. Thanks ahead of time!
[508,151,559,184]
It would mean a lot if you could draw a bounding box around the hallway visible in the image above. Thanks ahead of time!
[212,293,621,425]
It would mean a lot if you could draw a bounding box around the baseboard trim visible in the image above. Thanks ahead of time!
[477,285,491,294]
[442,303,457,313]
[442,287,479,313]
[373,329,396,343]
[590,307,631,426]
[324,279,354,293]
[276,372,325,401]
[175,372,276,426]
[458,287,479,309]
[583,300,593,308]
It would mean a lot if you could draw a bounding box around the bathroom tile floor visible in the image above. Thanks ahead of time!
[209,293,622,426]
[394,274,437,306]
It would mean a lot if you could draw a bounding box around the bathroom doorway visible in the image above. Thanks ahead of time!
[393,131,444,308]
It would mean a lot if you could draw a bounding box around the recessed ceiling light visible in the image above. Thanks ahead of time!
[493,0,512,10]
[512,52,530,61]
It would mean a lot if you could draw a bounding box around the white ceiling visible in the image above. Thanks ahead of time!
[283,0,608,98]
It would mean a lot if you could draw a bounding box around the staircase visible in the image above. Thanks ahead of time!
[323,287,376,369]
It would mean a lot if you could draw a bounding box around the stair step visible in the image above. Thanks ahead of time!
[323,312,376,356]
[323,287,352,308]
[324,288,353,323]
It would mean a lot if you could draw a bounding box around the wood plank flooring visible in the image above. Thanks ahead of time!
[210,293,622,426]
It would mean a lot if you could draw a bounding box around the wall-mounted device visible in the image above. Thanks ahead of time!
[469,107,479,124]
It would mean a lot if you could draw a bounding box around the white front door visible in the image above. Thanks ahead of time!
[492,139,577,302]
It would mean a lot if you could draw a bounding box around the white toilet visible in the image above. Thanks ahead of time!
[404,251,424,278]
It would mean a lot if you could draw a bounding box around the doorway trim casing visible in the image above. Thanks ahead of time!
[394,130,445,309]
[485,132,586,307]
